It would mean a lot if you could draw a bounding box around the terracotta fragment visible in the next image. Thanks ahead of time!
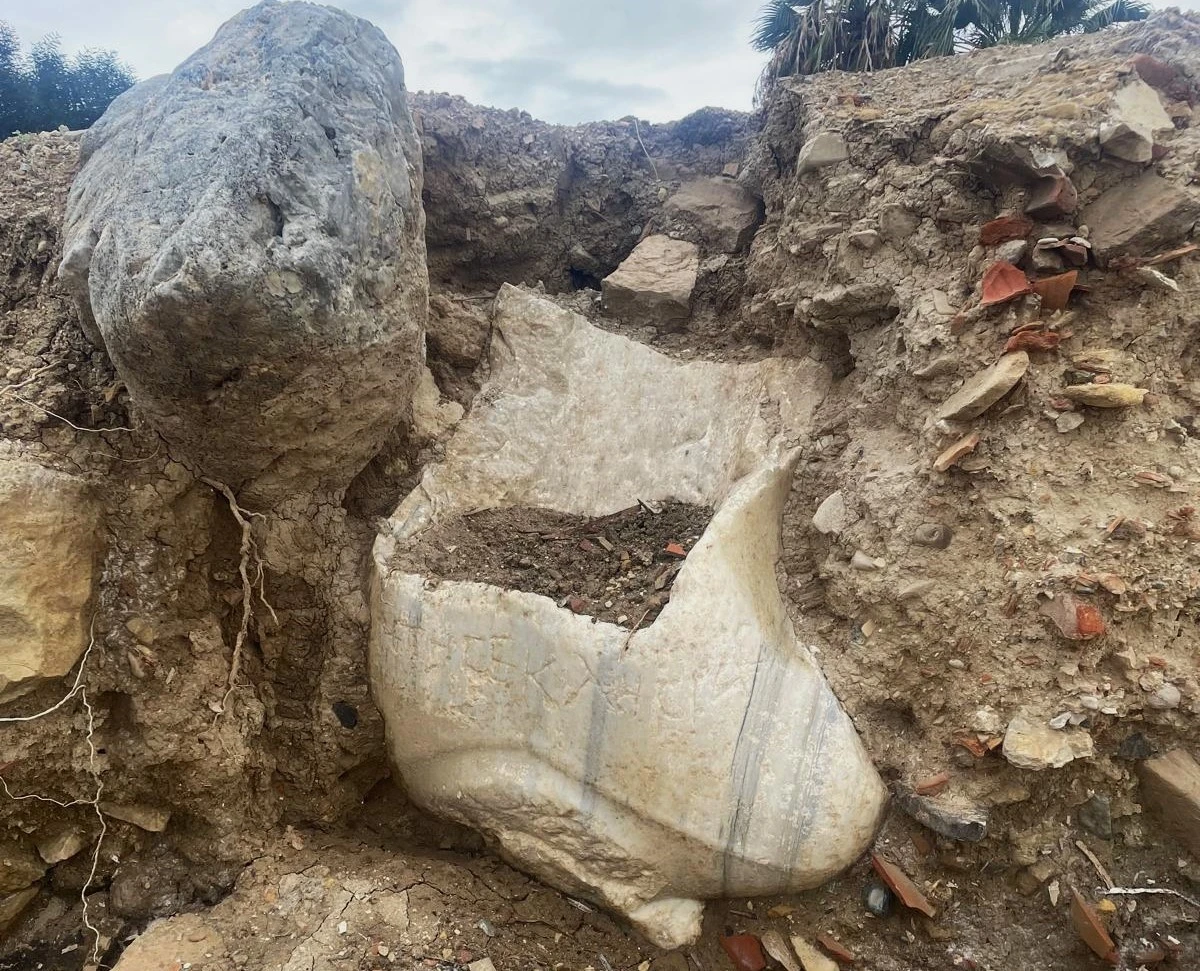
[933,433,980,472]
[1031,271,1077,312]
[980,261,1032,306]
[1040,593,1106,640]
[816,933,856,964]
[721,934,767,971]
[1070,889,1118,964]
[870,853,936,917]
[979,215,1033,246]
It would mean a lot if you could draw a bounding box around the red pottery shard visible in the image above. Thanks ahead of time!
[1031,270,1078,312]
[980,261,1031,306]
[1004,330,1062,354]
[979,215,1033,246]
[914,771,951,795]
[1040,593,1106,640]
[1070,890,1119,965]
[1026,173,1078,219]
[720,934,766,971]
[1129,53,1179,91]
[870,853,936,917]
[816,933,856,964]
[663,542,687,558]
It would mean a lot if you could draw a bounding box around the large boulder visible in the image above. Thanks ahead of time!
[60,1,427,501]
[370,286,887,948]
[0,456,100,701]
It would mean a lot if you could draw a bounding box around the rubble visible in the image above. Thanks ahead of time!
[1098,77,1173,163]
[664,178,763,253]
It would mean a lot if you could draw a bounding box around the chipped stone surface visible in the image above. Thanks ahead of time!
[812,490,852,535]
[371,287,885,948]
[0,456,100,702]
[1003,711,1094,770]
[602,235,700,327]
[935,352,1029,422]
[1138,749,1200,858]
[1083,172,1200,263]
[1099,77,1173,163]
[798,132,849,173]
[113,914,228,971]
[664,178,763,253]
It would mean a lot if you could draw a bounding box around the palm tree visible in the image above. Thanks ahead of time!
[753,0,1149,81]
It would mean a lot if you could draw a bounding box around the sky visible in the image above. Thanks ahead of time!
[4,0,772,124]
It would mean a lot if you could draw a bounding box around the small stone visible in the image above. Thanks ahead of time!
[848,229,881,250]
[896,579,935,601]
[36,827,87,865]
[996,239,1027,264]
[124,617,158,646]
[1025,174,1078,219]
[798,132,849,173]
[912,523,953,549]
[812,491,851,536]
[1056,412,1085,433]
[1135,266,1179,291]
[894,787,988,842]
[1003,709,1094,770]
[1148,683,1181,710]
[759,930,800,971]
[0,887,39,936]
[468,960,497,971]
[863,881,894,917]
[935,352,1029,422]
[851,551,880,571]
[1078,794,1113,840]
[791,936,839,971]
[1060,383,1147,408]
[913,355,958,379]
[1016,859,1056,896]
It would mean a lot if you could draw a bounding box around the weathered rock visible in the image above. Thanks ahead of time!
[798,132,848,173]
[35,827,87,866]
[791,936,838,971]
[812,491,852,536]
[101,801,171,833]
[59,1,428,501]
[935,352,1029,422]
[371,286,885,948]
[664,178,763,253]
[1083,172,1200,264]
[1148,682,1182,710]
[1025,174,1078,220]
[1060,383,1147,408]
[0,457,100,701]
[1078,794,1112,840]
[1099,78,1173,164]
[1138,749,1200,858]
[1002,710,1094,770]
[0,842,46,895]
[112,914,227,971]
[0,886,38,938]
[602,235,700,328]
[894,787,988,842]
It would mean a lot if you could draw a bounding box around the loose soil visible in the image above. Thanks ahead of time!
[394,503,712,627]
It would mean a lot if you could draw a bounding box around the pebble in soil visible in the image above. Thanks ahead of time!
[395,502,712,627]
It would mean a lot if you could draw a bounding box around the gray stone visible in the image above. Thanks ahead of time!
[1078,794,1112,840]
[0,842,46,895]
[664,178,763,253]
[1099,78,1173,164]
[895,787,988,842]
[101,802,171,833]
[1002,710,1094,770]
[936,352,1029,422]
[798,132,849,173]
[1083,172,1200,265]
[1148,682,1182,710]
[602,235,700,328]
[60,1,428,502]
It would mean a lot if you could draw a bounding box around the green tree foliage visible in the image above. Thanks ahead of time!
[753,0,1150,81]
[0,22,134,138]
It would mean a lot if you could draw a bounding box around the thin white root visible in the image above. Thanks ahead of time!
[202,478,276,720]
[0,617,106,963]
[632,117,659,181]
[1,391,134,433]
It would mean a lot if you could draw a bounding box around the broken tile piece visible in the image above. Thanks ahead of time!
[870,853,936,917]
[934,432,981,472]
[721,934,766,971]
[979,215,1033,246]
[1031,270,1077,312]
[815,933,855,964]
[1025,174,1078,219]
[1070,889,1119,964]
[1040,593,1106,640]
[980,260,1032,306]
